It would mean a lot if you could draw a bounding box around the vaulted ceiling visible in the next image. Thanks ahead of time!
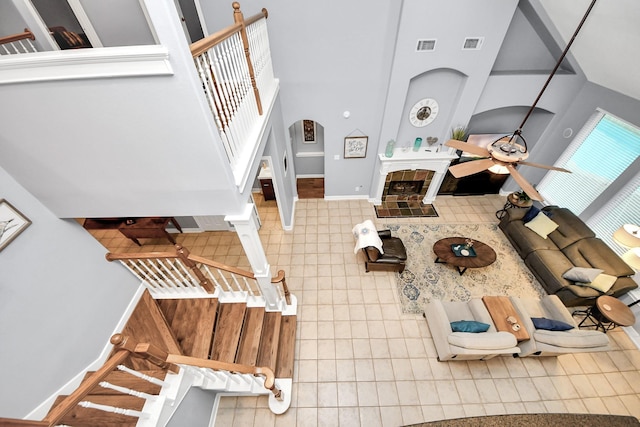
[540,0,640,101]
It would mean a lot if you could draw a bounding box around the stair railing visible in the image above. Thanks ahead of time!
[0,29,37,55]
[106,244,291,307]
[190,2,276,178]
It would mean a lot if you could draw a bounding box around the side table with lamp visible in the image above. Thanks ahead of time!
[495,191,533,219]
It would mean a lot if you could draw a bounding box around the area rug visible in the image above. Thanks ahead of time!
[375,201,438,218]
[404,413,640,426]
[385,223,546,314]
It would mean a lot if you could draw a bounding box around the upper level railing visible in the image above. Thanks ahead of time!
[0,29,37,55]
[106,244,291,307]
[190,2,277,186]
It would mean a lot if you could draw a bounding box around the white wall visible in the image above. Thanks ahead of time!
[0,166,139,418]
[0,0,244,219]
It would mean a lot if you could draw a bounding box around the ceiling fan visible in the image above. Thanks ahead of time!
[445,0,598,202]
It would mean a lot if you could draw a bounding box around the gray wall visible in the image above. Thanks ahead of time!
[80,0,157,46]
[0,166,139,418]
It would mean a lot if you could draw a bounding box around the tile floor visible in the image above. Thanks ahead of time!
[90,194,640,427]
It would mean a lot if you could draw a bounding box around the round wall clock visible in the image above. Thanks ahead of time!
[409,98,439,127]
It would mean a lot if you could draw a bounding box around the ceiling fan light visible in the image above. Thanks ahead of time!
[488,164,510,174]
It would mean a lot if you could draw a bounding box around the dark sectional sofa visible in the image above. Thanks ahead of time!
[499,205,637,307]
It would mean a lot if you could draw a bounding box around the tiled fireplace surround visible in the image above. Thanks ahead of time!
[382,169,435,202]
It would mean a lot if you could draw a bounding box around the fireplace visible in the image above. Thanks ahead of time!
[388,180,424,196]
[382,169,434,201]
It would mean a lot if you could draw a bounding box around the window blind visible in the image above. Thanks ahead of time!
[538,111,640,215]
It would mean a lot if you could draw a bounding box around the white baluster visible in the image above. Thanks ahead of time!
[117,365,167,387]
[78,401,143,418]
[99,381,155,400]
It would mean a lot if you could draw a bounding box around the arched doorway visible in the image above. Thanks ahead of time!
[289,119,325,198]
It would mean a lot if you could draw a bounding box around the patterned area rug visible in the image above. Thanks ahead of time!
[385,223,546,314]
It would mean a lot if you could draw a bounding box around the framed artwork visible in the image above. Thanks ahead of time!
[344,136,368,159]
[302,120,316,143]
[0,199,31,252]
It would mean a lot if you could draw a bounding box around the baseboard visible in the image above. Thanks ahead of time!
[25,284,147,420]
[296,174,324,178]
[324,194,370,201]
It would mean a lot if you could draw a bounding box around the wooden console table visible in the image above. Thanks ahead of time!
[482,296,530,342]
[117,217,182,246]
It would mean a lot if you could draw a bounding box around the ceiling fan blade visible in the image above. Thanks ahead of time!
[519,161,571,173]
[449,158,496,178]
[506,164,544,202]
[445,139,490,158]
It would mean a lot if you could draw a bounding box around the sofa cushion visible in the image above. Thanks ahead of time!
[525,212,559,238]
[562,238,635,277]
[525,249,575,294]
[533,329,610,348]
[531,317,574,331]
[448,331,517,350]
[450,320,490,333]
[542,207,596,249]
[562,266,604,283]
[501,220,558,257]
[577,273,618,293]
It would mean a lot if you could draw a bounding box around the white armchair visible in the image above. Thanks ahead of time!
[510,295,611,356]
[424,299,520,361]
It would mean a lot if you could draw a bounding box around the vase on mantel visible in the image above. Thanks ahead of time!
[385,139,396,157]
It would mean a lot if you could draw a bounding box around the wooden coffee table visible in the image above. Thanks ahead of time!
[578,295,636,333]
[482,296,530,341]
[433,237,497,275]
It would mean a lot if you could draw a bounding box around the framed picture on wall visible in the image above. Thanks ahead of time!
[344,136,368,159]
[0,199,31,252]
[302,120,316,143]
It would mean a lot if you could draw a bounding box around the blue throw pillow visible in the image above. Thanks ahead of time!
[531,317,574,331]
[450,320,490,333]
[522,206,540,223]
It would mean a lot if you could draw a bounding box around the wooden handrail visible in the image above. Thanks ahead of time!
[0,29,35,46]
[0,419,48,426]
[189,6,268,58]
[271,270,291,305]
[166,354,281,399]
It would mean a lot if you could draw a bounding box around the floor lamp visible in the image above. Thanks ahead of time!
[614,225,640,308]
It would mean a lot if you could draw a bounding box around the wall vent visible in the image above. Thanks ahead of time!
[416,39,436,52]
[462,37,484,50]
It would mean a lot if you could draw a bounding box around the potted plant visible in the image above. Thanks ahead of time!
[513,191,531,202]
[451,126,467,141]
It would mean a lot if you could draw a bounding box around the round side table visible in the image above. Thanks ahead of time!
[495,192,533,219]
[578,295,636,333]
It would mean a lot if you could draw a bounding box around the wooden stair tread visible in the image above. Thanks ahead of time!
[256,311,282,372]
[82,370,166,395]
[158,298,219,359]
[235,306,266,365]
[210,303,247,362]
[48,394,144,426]
[118,291,181,370]
[275,315,297,378]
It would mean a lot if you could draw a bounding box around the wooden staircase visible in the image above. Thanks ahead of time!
[10,291,296,427]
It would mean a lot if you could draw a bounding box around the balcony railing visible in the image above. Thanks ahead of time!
[0,29,37,55]
[190,2,277,187]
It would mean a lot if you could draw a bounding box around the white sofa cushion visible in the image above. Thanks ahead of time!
[534,329,610,348]
[448,331,517,350]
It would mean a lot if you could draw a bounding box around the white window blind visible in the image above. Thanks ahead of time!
[587,172,640,256]
[538,111,640,215]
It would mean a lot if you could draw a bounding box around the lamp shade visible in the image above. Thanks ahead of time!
[613,224,640,248]
[622,247,640,270]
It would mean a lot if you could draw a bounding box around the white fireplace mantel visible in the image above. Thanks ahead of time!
[372,147,458,205]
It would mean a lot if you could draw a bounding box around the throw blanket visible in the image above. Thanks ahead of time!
[352,220,384,254]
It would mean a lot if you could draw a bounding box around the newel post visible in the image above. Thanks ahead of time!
[233,1,263,115]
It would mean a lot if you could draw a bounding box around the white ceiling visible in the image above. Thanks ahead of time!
[540,0,640,101]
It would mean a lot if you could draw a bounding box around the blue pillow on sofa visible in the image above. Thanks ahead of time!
[450,320,490,333]
[522,206,540,223]
[531,317,574,331]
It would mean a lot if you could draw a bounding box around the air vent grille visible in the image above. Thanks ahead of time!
[416,39,436,52]
[462,37,484,50]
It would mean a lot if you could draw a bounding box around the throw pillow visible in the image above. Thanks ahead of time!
[531,317,574,331]
[524,211,559,239]
[562,266,604,283]
[577,273,617,293]
[450,320,490,333]
[522,206,540,223]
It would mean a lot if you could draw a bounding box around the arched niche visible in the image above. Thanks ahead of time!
[467,106,554,151]
[398,68,468,149]
[288,119,325,177]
